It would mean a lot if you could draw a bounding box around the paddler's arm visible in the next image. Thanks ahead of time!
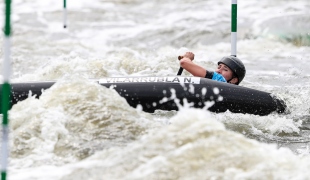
[179,57,207,78]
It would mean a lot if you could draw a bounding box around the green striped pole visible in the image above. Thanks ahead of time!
[231,0,237,56]
[1,0,11,179]
[63,0,67,28]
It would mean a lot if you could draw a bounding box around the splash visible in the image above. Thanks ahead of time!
[9,76,161,168]
[58,108,310,180]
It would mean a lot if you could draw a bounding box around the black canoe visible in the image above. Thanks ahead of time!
[1,76,286,116]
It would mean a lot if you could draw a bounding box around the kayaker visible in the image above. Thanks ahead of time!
[179,52,246,85]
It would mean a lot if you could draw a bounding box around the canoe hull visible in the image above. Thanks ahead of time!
[3,76,286,116]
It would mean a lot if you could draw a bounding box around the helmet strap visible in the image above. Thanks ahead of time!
[227,74,238,84]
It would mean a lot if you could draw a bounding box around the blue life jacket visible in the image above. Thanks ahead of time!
[205,71,227,83]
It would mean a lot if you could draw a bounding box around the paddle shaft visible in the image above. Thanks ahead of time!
[177,67,183,75]
[177,55,183,75]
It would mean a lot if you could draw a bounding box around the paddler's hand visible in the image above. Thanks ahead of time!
[178,52,194,61]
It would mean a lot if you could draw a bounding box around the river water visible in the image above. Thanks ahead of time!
[1,0,310,179]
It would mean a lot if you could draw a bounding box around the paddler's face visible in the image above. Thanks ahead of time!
[216,63,238,84]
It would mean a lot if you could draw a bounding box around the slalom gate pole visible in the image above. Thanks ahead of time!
[63,0,67,28]
[231,0,237,56]
[1,0,12,179]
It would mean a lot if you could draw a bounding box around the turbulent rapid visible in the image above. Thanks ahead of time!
[1,0,310,179]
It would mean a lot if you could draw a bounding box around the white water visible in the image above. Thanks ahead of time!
[1,0,310,179]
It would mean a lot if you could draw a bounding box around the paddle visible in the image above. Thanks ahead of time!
[177,56,183,75]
